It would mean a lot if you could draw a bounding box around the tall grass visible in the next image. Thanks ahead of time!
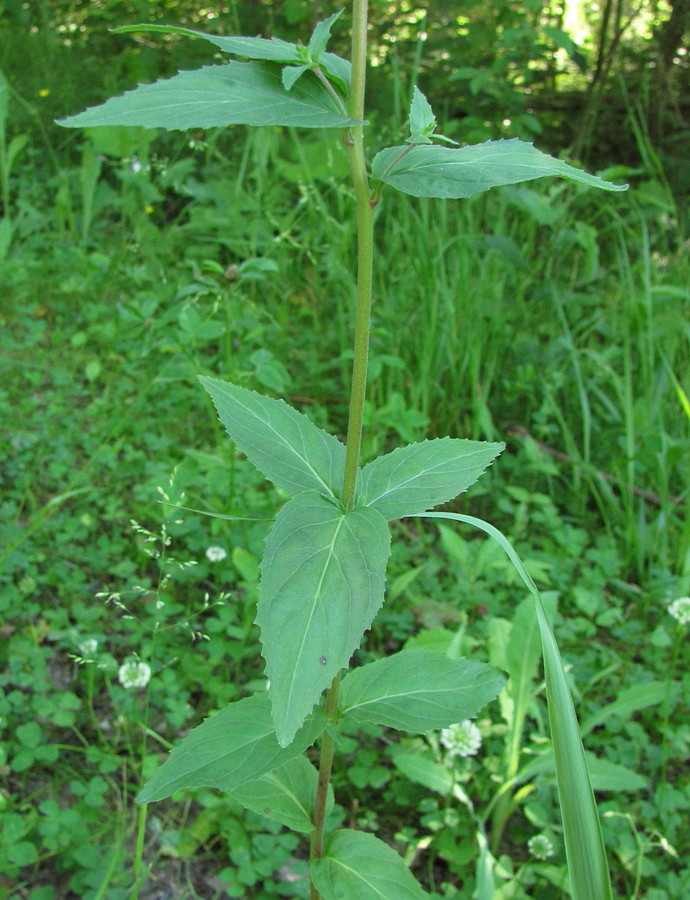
[228,125,689,581]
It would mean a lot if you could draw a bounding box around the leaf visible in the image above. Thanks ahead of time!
[406,86,456,146]
[113,24,303,63]
[228,754,332,832]
[340,651,505,732]
[372,140,628,199]
[258,491,391,747]
[391,751,453,794]
[357,437,504,520]
[113,23,352,92]
[282,64,310,91]
[58,61,361,131]
[536,598,614,899]
[308,9,344,61]
[311,829,429,898]
[584,755,647,793]
[199,377,346,500]
[408,86,436,141]
[581,681,679,737]
[137,694,326,803]
[422,512,613,900]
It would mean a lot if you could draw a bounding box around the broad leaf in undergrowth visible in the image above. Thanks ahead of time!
[258,491,390,747]
[340,650,505,732]
[311,829,429,898]
[372,139,628,199]
[137,694,326,803]
[228,754,332,833]
[357,437,504,520]
[199,377,346,500]
[58,61,360,131]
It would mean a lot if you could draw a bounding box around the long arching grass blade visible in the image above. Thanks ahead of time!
[421,511,613,900]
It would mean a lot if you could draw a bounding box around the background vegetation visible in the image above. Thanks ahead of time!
[1,1,688,897]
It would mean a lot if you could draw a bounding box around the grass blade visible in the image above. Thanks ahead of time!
[422,511,613,900]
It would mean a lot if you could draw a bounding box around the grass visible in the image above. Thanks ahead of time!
[1,111,689,898]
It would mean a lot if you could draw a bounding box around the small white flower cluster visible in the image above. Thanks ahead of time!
[118,660,151,690]
[668,597,690,626]
[528,833,555,860]
[206,545,227,562]
[79,638,98,657]
[440,720,482,758]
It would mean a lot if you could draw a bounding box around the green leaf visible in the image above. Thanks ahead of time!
[357,438,504,520]
[137,694,326,803]
[58,61,361,131]
[199,377,346,500]
[391,751,453,794]
[408,86,436,141]
[585,755,647,793]
[258,491,390,747]
[406,85,457,145]
[340,650,505,732]
[319,52,352,94]
[112,23,352,92]
[372,140,628,199]
[229,754,332,832]
[422,512,613,900]
[311,829,429,898]
[308,9,343,60]
[581,681,679,737]
[282,64,310,91]
[113,24,302,63]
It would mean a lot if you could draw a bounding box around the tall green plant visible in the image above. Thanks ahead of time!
[59,5,626,896]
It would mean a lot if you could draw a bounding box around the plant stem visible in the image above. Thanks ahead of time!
[309,2,372,896]
[340,0,373,513]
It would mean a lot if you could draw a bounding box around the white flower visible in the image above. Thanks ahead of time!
[130,157,142,173]
[118,660,151,690]
[79,638,98,656]
[668,597,690,626]
[206,545,227,562]
[440,720,482,758]
[528,834,555,860]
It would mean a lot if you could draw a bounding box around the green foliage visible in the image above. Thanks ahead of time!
[229,755,334,834]
[312,829,429,898]
[200,376,346,500]
[258,491,391,747]
[340,650,506,732]
[372,139,627,199]
[137,694,327,802]
[1,1,688,897]
[58,61,359,131]
[356,438,504,520]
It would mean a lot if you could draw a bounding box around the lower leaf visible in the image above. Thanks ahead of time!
[228,754,332,832]
[311,829,429,898]
[137,694,325,803]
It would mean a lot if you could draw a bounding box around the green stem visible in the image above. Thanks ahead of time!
[309,3,373,897]
[309,672,341,898]
[340,0,374,513]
